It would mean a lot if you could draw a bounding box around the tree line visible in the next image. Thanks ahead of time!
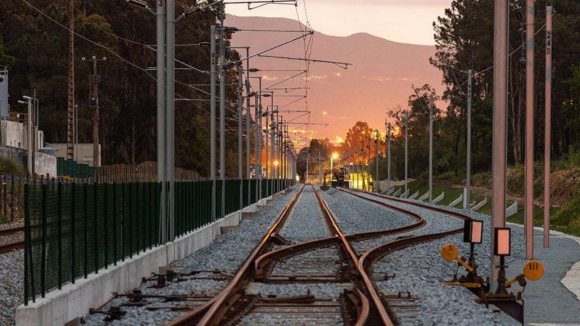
[0,0,249,178]
[297,0,580,183]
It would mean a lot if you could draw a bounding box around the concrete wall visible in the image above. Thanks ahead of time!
[48,143,100,167]
[15,199,273,326]
[0,144,25,162]
[1,120,24,148]
[35,151,57,177]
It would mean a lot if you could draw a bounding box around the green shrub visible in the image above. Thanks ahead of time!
[0,157,26,175]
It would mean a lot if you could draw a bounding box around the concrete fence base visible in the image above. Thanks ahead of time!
[16,194,277,326]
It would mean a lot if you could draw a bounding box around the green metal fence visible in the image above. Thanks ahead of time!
[24,178,292,304]
[56,157,96,178]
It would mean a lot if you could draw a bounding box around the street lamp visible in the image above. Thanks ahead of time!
[330,152,338,170]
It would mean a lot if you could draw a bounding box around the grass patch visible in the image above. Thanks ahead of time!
[391,178,580,237]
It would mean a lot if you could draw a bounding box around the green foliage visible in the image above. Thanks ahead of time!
[0,0,243,177]
[0,35,15,67]
[0,157,26,175]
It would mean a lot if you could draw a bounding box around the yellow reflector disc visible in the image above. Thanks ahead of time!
[523,260,544,281]
[441,244,458,262]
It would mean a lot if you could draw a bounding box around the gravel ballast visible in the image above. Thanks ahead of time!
[8,184,578,325]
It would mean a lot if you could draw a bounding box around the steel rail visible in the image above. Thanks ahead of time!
[0,225,24,236]
[167,185,305,326]
[0,240,24,254]
[312,186,395,326]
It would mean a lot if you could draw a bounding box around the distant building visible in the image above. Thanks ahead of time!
[47,143,100,167]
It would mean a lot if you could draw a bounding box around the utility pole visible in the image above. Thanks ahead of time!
[429,93,434,204]
[67,0,75,161]
[374,129,379,192]
[166,0,175,240]
[157,0,167,242]
[387,123,391,195]
[490,0,509,294]
[544,6,553,248]
[524,0,535,260]
[404,110,408,198]
[219,2,226,217]
[82,55,106,168]
[238,65,243,210]
[210,24,216,222]
[466,69,472,209]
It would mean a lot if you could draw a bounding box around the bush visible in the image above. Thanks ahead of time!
[0,157,26,175]
[435,160,450,174]
[472,172,491,187]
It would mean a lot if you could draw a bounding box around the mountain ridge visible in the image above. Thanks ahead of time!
[227,14,444,142]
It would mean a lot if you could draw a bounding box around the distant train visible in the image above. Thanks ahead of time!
[331,167,350,188]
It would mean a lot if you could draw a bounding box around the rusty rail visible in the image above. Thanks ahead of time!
[312,186,395,326]
[167,185,305,326]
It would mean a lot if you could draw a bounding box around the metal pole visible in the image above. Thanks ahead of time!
[544,6,553,248]
[270,110,275,194]
[375,131,379,192]
[156,1,167,244]
[237,65,243,209]
[491,0,509,293]
[466,69,472,209]
[219,3,226,217]
[524,0,534,260]
[429,93,433,204]
[255,92,262,198]
[210,25,216,222]
[404,110,408,198]
[306,150,309,183]
[166,0,175,240]
[254,95,259,201]
[264,96,269,196]
[92,59,99,168]
[244,48,251,205]
[387,123,391,195]
[318,151,322,185]
[27,99,32,175]
[246,74,251,205]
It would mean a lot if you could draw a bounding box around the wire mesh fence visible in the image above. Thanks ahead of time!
[24,178,293,304]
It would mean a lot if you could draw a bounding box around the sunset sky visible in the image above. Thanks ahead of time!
[226,0,452,144]
[226,0,453,46]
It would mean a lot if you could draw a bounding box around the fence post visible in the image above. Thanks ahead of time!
[104,182,108,269]
[41,184,47,298]
[57,182,62,289]
[113,183,117,264]
[71,183,76,283]
[83,183,88,278]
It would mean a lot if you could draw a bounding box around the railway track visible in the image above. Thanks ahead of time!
[0,225,24,254]
[86,185,483,325]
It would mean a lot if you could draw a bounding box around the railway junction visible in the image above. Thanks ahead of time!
[10,184,578,325]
